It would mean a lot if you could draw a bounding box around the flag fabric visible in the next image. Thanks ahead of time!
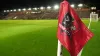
[57,0,94,56]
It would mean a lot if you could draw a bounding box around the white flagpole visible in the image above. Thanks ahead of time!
[77,48,83,56]
[88,15,92,29]
[77,17,92,56]
[57,40,63,56]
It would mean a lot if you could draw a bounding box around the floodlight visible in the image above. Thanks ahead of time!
[78,4,83,7]
[14,9,16,12]
[71,4,75,8]
[7,10,9,12]
[10,10,13,12]
[18,9,21,11]
[4,10,6,12]
[23,8,26,11]
[40,7,44,10]
[91,7,96,10]
[47,6,51,10]
[28,8,31,10]
[34,8,37,10]
[54,5,59,10]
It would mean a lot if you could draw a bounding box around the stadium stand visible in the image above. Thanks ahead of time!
[1,8,96,20]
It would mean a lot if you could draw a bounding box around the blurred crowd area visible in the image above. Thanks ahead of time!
[0,8,99,20]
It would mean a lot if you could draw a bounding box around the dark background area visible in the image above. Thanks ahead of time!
[0,0,100,11]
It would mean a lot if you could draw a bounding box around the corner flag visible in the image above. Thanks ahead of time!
[57,0,94,56]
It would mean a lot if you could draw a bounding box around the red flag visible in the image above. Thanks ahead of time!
[57,0,94,56]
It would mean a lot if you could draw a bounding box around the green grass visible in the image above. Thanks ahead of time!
[0,20,99,56]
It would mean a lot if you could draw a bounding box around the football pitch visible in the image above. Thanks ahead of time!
[0,20,99,56]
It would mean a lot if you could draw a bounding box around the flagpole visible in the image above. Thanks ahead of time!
[88,16,92,29]
[77,17,92,56]
[57,40,63,56]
